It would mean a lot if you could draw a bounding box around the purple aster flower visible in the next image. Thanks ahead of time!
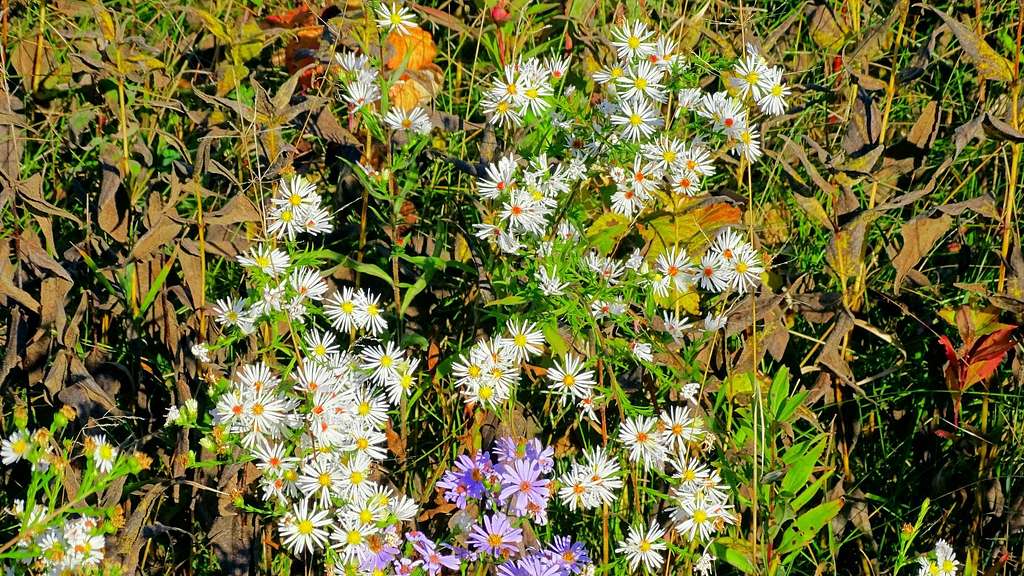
[499,459,549,515]
[423,550,462,574]
[525,438,555,473]
[394,557,421,576]
[405,530,430,545]
[468,512,523,557]
[437,470,473,509]
[517,553,562,576]
[497,560,527,576]
[360,537,400,571]
[494,437,521,464]
[546,536,590,574]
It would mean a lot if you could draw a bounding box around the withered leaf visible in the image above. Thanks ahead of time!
[17,174,81,223]
[98,160,130,242]
[204,194,260,226]
[0,274,40,311]
[130,219,181,261]
[106,483,165,576]
[936,194,999,219]
[826,212,878,280]
[315,106,359,145]
[907,100,940,149]
[18,232,71,281]
[808,5,847,51]
[793,193,834,231]
[891,214,952,291]
[930,6,1013,82]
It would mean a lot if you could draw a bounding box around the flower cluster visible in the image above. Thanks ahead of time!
[205,175,422,565]
[334,6,439,137]
[436,437,594,575]
[18,512,106,574]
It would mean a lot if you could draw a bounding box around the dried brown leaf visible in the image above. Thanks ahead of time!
[891,214,952,291]
[130,219,181,261]
[907,100,940,149]
[99,160,130,242]
[930,6,1014,82]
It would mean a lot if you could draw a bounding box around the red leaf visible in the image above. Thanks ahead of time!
[961,326,1017,390]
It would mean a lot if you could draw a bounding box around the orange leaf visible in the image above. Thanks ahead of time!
[385,27,437,71]
[961,326,1017,390]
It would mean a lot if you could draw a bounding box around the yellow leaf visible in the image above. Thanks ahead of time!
[931,7,1014,82]
[192,8,230,44]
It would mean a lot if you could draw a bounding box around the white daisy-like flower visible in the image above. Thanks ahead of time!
[90,435,118,474]
[384,106,433,134]
[537,266,569,296]
[354,290,388,335]
[289,267,328,301]
[546,353,596,403]
[279,498,331,554]
[375,2,418,35]
[344,80,382,109]
[325,287,359,332]
[212,297,252,330]
[729,47,772,100]
[1,430,31,465]
[272,175,319,213]
[497,319,546,363]
[360,341,404,386]
[695,252,729,293]
[236,244,290,275]
[610,20,656,61]
[757,66,790,116]
[732,124,762,163]
[722,244,763,294]
[611,98,663,142]
[618,415,667,470]
[615,521,666,572]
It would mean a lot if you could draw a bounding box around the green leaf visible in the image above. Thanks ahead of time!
[485,295,526,307]
[586,212,630,254]
[768,366,790,420]
[542,320,568,355]
[344,258,393,284]
[778,498,843,556]
[781,436,826,495]
[790,470,832,512]
[138,251,177,318]
[712,538,756,574]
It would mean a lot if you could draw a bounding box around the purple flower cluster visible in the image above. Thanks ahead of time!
[406,438,592,576]
[437,437,555,525]
[496,537,592,576]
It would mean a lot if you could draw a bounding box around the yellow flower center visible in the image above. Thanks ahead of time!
[629,114,642,126]
[297,519,314,535]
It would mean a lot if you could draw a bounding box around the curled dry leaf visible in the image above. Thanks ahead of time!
[929,6,1014,82]
[891,214,952,292]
